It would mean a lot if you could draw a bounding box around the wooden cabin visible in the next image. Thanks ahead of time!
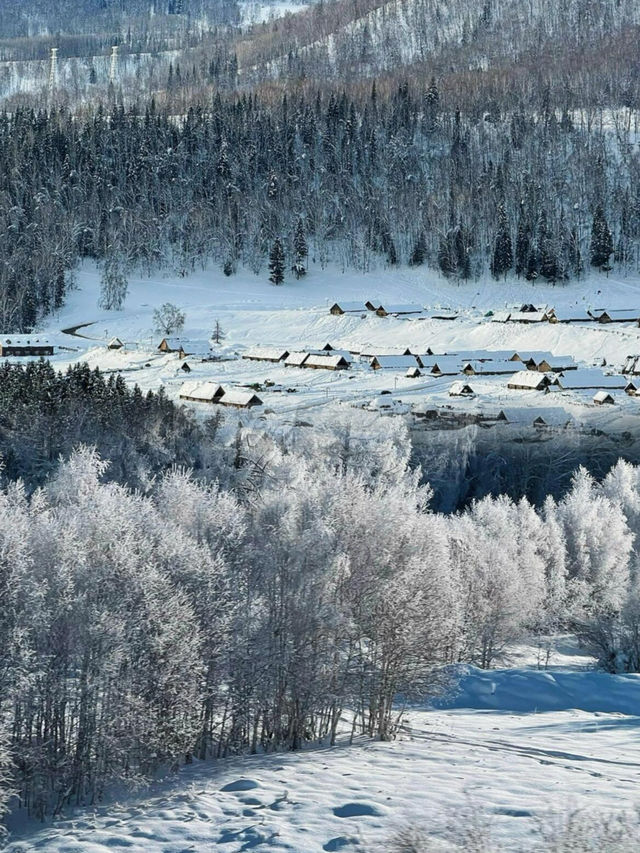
[180,362,192,373]
[0,337,54,357]
[593,391,615,405]
[179,381,225,403]
[370,355,422,370]
[507,371,554,391]
[108,337,124,350]
[329,302,366,315]
[303,354,351,370]
[406,366,423,378]
[449,381,475,397]
[556,369,627,390]
[218,389,263,408]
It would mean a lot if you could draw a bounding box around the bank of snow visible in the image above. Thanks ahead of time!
[7,665,640,852]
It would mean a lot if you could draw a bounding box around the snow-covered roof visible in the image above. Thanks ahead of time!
[449,381,475,396]
[376,303,423,315]
[535,355,577,370]
[498,406,571,426]
[406,366,422,377]
[463,360,520,375]
[556,369,627,390]
[218,389,263,407]
[452,349,518,362]
[507,371,553,389]
[159,337,186,350]
[243,347,289,362]
[329,301,367,313]
[593,390,615,403]
[179,381,224,401]
[0,336,52,346]
[428,357,462,375]
[360,347,413,358]
[108,337,124,348]
[596,309,640,322]
[285,351,310,366]
[304,354,350,369]
[490,311,512,323]
[551,308,594,323]
[370,355,421,370]
[507,311,550,323]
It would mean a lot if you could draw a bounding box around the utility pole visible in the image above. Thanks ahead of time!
[48,47,58,101]
[109,45,118,84]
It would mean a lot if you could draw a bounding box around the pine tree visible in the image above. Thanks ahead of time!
[292,219,308,279]
[491,203,513,279]
[590,205,614,269]
[269,238,285,285]
[515,211,530,278]
[211,319,225,345]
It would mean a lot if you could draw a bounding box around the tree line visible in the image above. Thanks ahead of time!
[0,83,638,329]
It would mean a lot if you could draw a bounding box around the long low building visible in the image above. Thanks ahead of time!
[242,347,290,363]
[507,371,556,391]
[370,355,422,370]
[303,353,351,370]
[0,337,54,357]
[462,360,520,376]
[555,369,627,390]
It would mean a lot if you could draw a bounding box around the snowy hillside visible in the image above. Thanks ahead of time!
[7,655,640,852]
[38,262,640,438]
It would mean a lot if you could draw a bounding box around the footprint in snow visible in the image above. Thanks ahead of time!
[323,836,361,851]
[333,803,381,818]
[220,778,260,792]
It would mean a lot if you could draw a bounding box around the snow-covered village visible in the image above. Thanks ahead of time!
[1,1,640,852]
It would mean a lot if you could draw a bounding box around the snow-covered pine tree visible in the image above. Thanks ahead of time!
[590,204,614,269]
[292,219,308,279]
[269,238,285,285]
[491,202,513,279]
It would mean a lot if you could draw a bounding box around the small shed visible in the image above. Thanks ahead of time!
[507,371,554,391]
[406,366,423,378]
[625,380,638,396]
[108,337,124,350]
[449,381,475,397]
[594,391,615,405]
[180,361,192,373]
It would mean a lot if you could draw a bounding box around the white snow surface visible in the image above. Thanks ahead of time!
[7,643,640,852]
[32,261,640,436]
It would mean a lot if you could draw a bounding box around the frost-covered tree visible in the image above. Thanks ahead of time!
[153,302,186,335]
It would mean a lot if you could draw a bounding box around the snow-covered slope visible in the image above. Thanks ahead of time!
[7,662,640,852]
